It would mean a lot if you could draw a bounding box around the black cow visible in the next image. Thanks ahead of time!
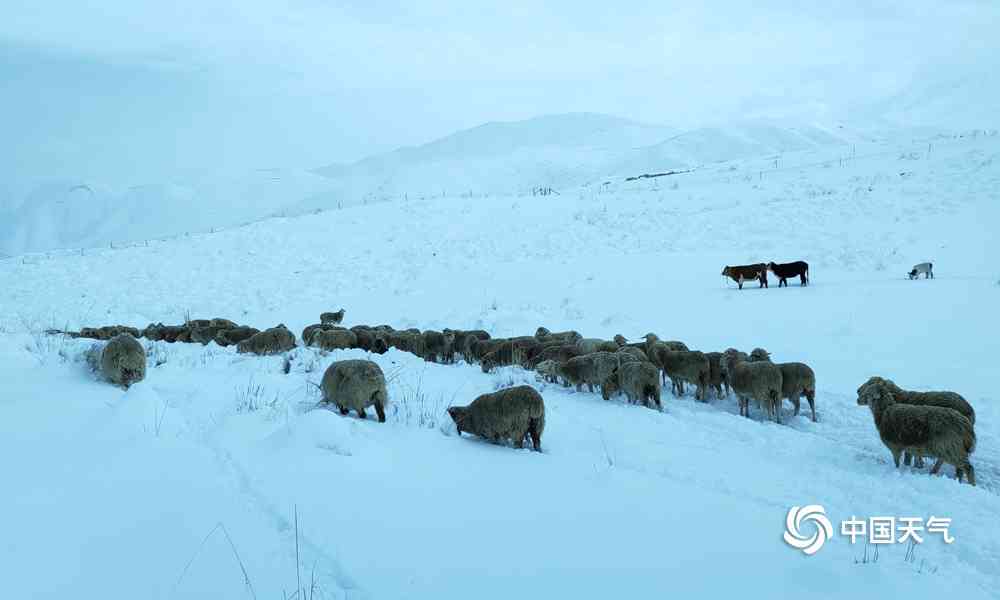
[767,261,809,287]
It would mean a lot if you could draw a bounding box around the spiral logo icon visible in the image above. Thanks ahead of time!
[783,504,833,555]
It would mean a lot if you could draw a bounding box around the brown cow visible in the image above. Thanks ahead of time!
[722,264,768,289]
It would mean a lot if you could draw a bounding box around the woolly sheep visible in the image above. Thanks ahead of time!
[350,326,389,354]
[79,325,141,341]
[603,361,661,408]
[524,343,581,371]
[447,329,490,362]
[616,346,649,363]
[237,325,296,355]
[447,385,545,451]
[214,326,260,347]
[98,334,146,388]
[312,328,357,351]
[421,329,455,363]
[723,349,783,422]
[857,376,974,467]
[748,349,817,421]
[320,359,388,422]
[535,359,561,383]
[302,323,338,346]
[478,337,540,371]
[534,328,582,345]
[558,352,619,394]
[857,379,975,485]
[575,338,618,355]
[189,318,240,345]
[320,309,346,325]
[653,347,710,400]
[142,323,188,343]
[705,351,728,398]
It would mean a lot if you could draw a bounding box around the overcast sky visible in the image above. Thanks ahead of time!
[1,1,995,188]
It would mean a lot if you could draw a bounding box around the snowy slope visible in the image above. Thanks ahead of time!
[299,115,866,213]
[1,128,998,599]
[0,169,336,256]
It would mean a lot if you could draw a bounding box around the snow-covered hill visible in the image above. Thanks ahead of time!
[2,113,879,257]
[2,127,998,599]
[0,169,336,256]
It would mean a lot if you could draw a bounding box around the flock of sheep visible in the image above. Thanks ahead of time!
[60,307,977,484]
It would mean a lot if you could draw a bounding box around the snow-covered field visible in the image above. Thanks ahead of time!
[2,128,999,599]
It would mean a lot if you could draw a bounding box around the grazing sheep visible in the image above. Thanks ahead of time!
[558,352,619,394]
[857,380,975,485]
[908,262,933,280]
[421,329,455,363]
[857,376,974,467]
[535,328,582,345]
[722,264,769,289]
[320,359,388,422]
[653,347,710,400]
[477,337,540,371]
[350,326,389,354]
[535,359,561,383]
[142,323,189,343]
[525,343,581,371]
[189,318,240,345]
[237,325,296,355]
[98,334,146,388]
[302,323,338,346]
[604,361,661,408]
[705,351,728,398]
[777,363,817,422]
[214,326,260,347]
[447,385,545,451]
[576,338,618,354]
[312,328,357,351]
[767,261,809,287]
[448,329,491,362]
[724,349,783,422]
[79,325,142,341]
[321,309,346,325]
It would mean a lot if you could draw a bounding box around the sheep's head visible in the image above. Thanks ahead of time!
[535,327,551,339]
[766,262,777,271]
[749,348,771,362]
[447,406,468,432]
[613,334,627,347]
[856,376,892,402]
[721,266,731,276]
[643,333,659,344]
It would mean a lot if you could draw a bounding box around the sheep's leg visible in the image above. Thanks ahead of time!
[965,463,976,486]
[891,447,903,468]
[737,275,744,290]
[338,405,350,416]
[792,395,801,416]
[914,455,925,468]
[806,390,816,422]
[904,452,913,467]
[375,400,386,423]
[357,407,367,420]
[929,458,944,474]
[587,382,594,393]
[529,420,543,452]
